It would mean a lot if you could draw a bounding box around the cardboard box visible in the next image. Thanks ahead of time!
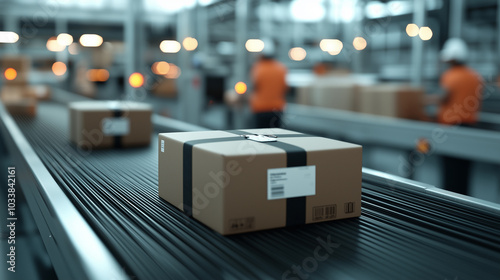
[2,99,37,117]
[158,128,362,235]
[29,85,52,100]
[1,86,37,117]
[357,84,424,119]
[296,82,358,111]
[295,74,377,111]
[152,78,177,98]
[1,56,30,72]
[1,56,30,86]
[69,101,152,149]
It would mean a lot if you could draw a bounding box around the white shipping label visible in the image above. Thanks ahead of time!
[101,117,130,136]
[161,140,165,153]
[267,166,316,200]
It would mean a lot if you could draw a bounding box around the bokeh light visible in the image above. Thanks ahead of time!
[245,39,265,52]
[353,37,367,51]
[234,82,247,94]
[57,33,73,46]
[182,37,198,51]
[46,36,65,52]
[0,31,19,43]
[87,69,110,82]
[152,61,171,75]
[160,40,181,53]
[164,63,181,79]
[406,23,419,37]
[129,72,144,88]
[419,26,433,41]
[288,47,307,61]
[4,68,17,80]
[79,34,103,47]
[320,39,343,55]
[52,62,67,76]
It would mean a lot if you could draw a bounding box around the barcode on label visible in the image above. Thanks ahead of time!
[313,205,336,221]
[344,202,355,214]
[270,185,284,198]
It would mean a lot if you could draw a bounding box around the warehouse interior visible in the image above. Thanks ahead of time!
[1,0,500,279]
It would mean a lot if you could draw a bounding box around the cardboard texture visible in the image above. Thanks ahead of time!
[296,79,424,120]
[69,101,152,149]
[1,86,37,117]
[152,78,177,98]
[295,74,376,111]
[296,82,358,111]
[158,128,362,235]
[356,84,424,119]
[29,85,52,100]
[1,56,30,86]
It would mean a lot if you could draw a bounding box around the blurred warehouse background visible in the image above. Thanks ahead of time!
[1,0,500,200]
[1,1,500,280]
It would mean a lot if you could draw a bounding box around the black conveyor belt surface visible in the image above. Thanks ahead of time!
[13,103,500,279]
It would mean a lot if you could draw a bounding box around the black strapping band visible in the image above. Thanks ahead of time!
[112,109,123,148]
[264,141,307,227]
[182,130,311,226]
[182,137,242,216]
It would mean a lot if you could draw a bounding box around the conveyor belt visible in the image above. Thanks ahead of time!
[11,102,500,279]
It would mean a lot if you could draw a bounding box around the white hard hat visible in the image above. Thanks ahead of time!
[440,38,468,63]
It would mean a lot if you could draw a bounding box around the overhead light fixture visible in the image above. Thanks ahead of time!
[182,37,198,51]
[290,0,325,22]
[353,37,367,51]
[129,72,145,88]
[419,26,433,41]
[87,69,110,82]
[164,63,181,79]
[245,39,265,52]
[0,31,19,43]
[52,62,67,76]
[288,47,307,61]
[160,40,181,53]
[79,34,103,47]
[57,33,73,46]
[4,68,17,81]
[46,36,65,52]
[152,61,171,75]
[406,23,419,37]
[320,39,343,55]
[234,82,247,95]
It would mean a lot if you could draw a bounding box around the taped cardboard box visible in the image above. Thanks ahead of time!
[356,84,424,119]
[158,128,362,235]
[69,101,152,149]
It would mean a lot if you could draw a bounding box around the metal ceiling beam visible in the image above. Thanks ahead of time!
[411,0,426,86]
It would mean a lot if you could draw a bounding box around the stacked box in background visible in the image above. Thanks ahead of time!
[1,56,30,86]
[0,56,52,116]
[296,74,424,120]
[158,128,362,235]
[1,55,36,116]
[69,101,153,149]
[356,84,424,120]
[296,74,375,112]
[28,85,52,101]
[152,78,177,98]
[0,86,37,117]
